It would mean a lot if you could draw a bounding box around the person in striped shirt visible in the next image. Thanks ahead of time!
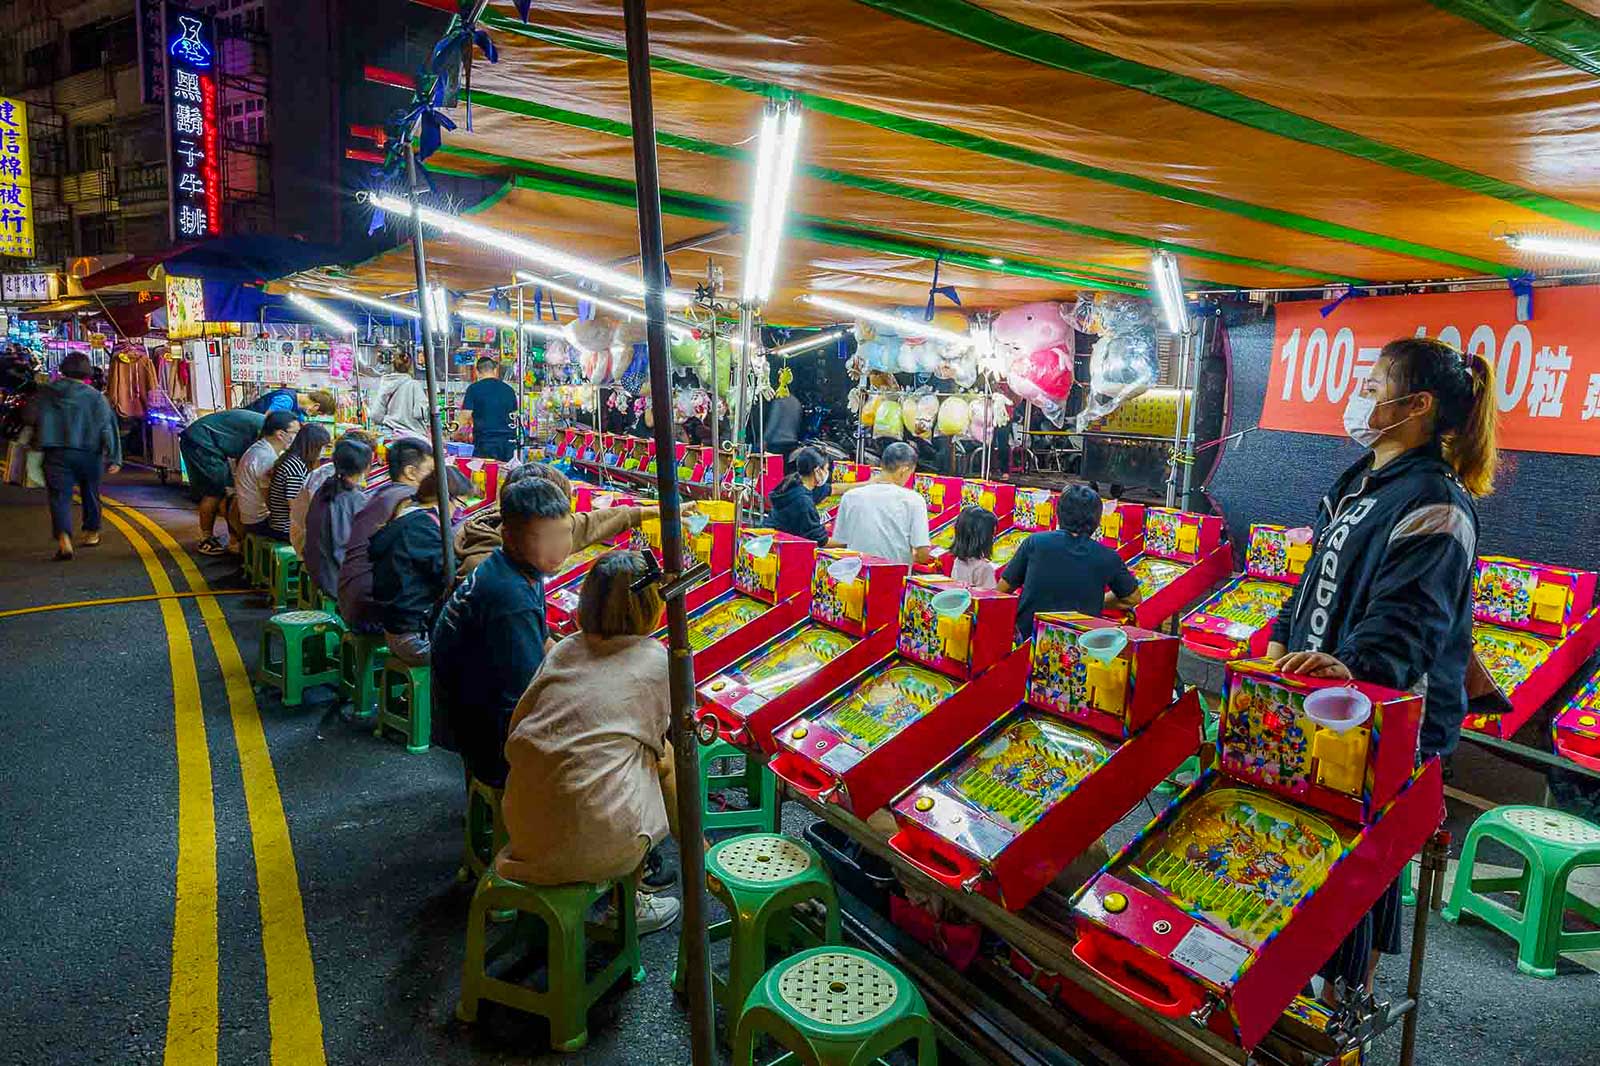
[266,422,331,541]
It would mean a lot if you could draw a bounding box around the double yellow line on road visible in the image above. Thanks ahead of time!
[101,498,327,1066]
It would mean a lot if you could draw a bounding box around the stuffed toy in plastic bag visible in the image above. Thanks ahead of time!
[907,392,940,440]
[935,394,971,437]
[965,394,1013,443]
[873,396,905,439]
[993,301,1075,423]
[1071,294,1159,431]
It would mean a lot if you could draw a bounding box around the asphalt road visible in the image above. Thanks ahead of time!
[0,471,1592,1066]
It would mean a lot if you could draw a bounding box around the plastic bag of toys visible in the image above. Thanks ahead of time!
[1070,294,1159,431]
[873,396,905,439]
[936,394,971,437]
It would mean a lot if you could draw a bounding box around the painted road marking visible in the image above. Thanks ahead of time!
[0,589,250,620]
[99,509,219,1066]
[106,499,328,1066]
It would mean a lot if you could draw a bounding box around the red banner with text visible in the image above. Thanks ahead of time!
[1263,286,1600,456]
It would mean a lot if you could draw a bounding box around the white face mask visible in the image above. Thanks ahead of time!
[1343,393,1416,448]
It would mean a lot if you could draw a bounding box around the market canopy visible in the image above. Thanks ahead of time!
[346,0,1600,322]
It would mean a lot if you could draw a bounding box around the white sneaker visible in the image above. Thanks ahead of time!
[635,892,681,935]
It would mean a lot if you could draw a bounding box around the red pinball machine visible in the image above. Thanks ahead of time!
[768,574,1027,817]
[1181,524,1312,661]
[1069,660,1443,1051]
[698,550,910,754]
[888,612,1202,911]
[1119,507,1233,630]
[1096,500,1146,561]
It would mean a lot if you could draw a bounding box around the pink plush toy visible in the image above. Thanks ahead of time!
[993,301,1075,407]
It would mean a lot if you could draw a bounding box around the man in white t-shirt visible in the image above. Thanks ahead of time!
[231,410,299,538]
[829,441,931,565]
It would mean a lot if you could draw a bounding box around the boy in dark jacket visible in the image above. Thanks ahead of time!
[765,446,830,545]
[369,466,472,665]
[33,353,121,560]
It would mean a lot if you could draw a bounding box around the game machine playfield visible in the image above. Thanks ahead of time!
[1096,500,1146,562]
[654,527,818,678]
[928,478,1018,565]
[768,575,1027,817]
[1464,554,1600,738]
[1554,670,1600,772]
[447,457,507,524]
[698,550,910,754]
[1070,660,1442,1051]
[1181,524,1312,661]
[888,612,1202,910]
[1117,507,1232,630]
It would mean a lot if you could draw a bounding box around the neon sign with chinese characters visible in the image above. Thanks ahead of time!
[165,7,221,241]
[0,96,34,259]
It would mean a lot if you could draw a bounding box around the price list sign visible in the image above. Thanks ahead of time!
[165,7,222,242]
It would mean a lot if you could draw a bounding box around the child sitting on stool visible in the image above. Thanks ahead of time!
[497,549,682,934]
[948,505,999,589]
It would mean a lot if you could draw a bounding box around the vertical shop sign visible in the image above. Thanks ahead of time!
[165,7,222,242]
[137,0,168,104]
[0,96,35,259]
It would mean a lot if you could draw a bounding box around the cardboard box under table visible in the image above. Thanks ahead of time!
[1180,524,1311,661]
[1070,660,1443,1050]
[698,549,910,754]
[768,575,1026,817]
[889,612,1201,911]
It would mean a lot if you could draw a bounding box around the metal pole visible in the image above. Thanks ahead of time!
[514,281,526,461]
[1165,327,1190,509]
[404,144,455,577]
[1178,317,1205,507]
[1399,831,1447,1066]
[621,5,715,1064]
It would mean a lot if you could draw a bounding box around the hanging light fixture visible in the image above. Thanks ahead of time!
[366,191,689,307]
[287,291,356,333]
[799,294,969,344]
[1150,251,1189,334]
[1502,232,1600,261]
[457,305,567,341]
[742,99,803,305]
[515,270,697,342]
[294,284,420,319]
[425,286,451,336]
[769,328,850,357]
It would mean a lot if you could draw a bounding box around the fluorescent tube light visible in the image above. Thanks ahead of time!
[799,294,969,345]
[287,291,356,333]
[1151,251,1189,334]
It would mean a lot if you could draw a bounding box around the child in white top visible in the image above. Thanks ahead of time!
[948,505,998,590]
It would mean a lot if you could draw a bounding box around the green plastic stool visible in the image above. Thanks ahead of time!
[1442,805,1600,977]
[257,610,343,707]
[677,833,841,1021]
[1401,860,1418,907]
[375,659,432,752]
[295,566,319,611]
[242,533,266,586]
[461,776,508,882]
[264,544,301,610]
[732,946,937,1066]
[457,869,644,1052]
[339,632,388,718]
[703,739,780,833]
[1157,692,1218,796]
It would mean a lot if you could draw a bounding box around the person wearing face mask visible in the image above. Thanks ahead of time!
[766,446,831,544]
[1263,335,1498,1005]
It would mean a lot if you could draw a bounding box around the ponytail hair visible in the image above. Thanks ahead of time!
[775,445,827,495]
[1379,337,1499,497]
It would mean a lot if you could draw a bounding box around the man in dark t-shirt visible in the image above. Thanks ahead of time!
[458,356,519,461]
[998,484,1141,639]
[178,407,265,555]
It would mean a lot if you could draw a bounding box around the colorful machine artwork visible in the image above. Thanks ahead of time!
[1071,661,1441,1050]
[889,612,1197,910]
[1463,554,1600,739]
[1117,508,1232,630]
[1553,669,1600,772]
[1182,524,1311,661]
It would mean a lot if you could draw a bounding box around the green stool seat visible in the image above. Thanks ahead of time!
[457,869,644,1052]
[295,566,321,612]
[1443,805,1600,977]
[678,833,840,1025]
[339,632,388,718]
[733,946,937,1066]
[264,544,301,609]
[375,659,432,753]
[462,776,508,882]
[242,533,266,586]
[257,610,343,707]
[703,739,780,834]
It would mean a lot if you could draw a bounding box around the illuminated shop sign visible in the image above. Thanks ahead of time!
[165,7,222,241]
[0,96,35,259]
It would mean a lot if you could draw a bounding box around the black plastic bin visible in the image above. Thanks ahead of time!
[803,820,898,915]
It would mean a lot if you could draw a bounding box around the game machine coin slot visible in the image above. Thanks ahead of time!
[652,528,818,678]
[1464,554,1600,738]
[1554,671,1600,771]
[1181,525,1312,661]
[928,478,1020,571]
[768,575,1027,817]
[1120,508,1232,630]
[888,612,1201,910]
[1096,500,1146,562]
[633,499,736,585]
[820,461,875,529]
[699,551,910,753]
[1069,660,1442,1051]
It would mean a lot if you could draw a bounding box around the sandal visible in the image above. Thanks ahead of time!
[53,549,73,562]
[81,534,102,547]
[196,537,227,556]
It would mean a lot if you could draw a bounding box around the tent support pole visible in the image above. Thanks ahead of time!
[622,5,715,1066]
[404,143,455,577]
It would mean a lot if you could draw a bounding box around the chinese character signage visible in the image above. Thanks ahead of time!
[228,337,303,385]
[0,96,34,259]
[165,6,221,242]
[1264,286,1600,457]
[166,275,206,338]
[137,0,167,104]
[2,273,55,301]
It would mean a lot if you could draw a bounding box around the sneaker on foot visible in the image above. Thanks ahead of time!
[640,845,678,893]
[196,537,227,556]
[635,892,681,935]
[80,533,102,547]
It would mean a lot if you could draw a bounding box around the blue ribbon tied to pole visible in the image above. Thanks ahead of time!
[924,254,961,322]
[1319,283,1367,318]
[1508,272,1535,323]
